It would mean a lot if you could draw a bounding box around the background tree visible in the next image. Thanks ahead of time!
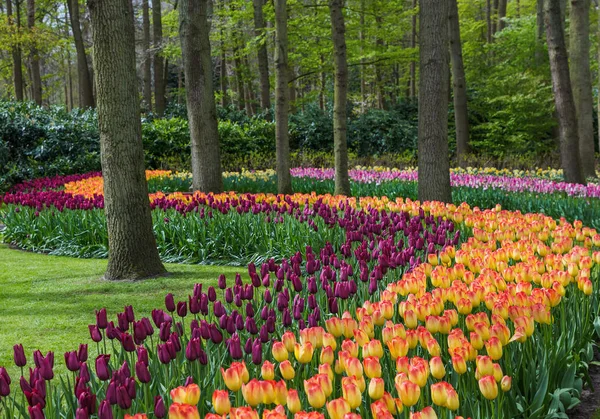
[153,0,166,116]
[6,0,24,100]
[253,0,270,112]
[418,0,451,203]
[449,0,470,168]
[275,0,291,194]
[142,0,152,111]
[570,0,595,178]
[329,0,350,196]
[179,0,223,193]
[545,0,586,184]
[66,0,94,108]
[27,0,42,105]
[88,0,166,280]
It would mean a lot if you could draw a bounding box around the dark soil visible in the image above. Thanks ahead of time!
[568,349,600,418]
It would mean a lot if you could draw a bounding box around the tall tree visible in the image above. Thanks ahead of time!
[87,0,167,280]
[545,0,586,184]
[535,0,545,64]
[275,0,292,194]
[67,0,94,108]
[6,0,24,100]
[497,0,507,31]
[153,0,166,116]
[486,0,493,43]
[570,0,595,178]
[449,0,470,167]
[27,0,42,105]
[179,0,223,193]
[329,0,351,196]
[418,0,451,203]
[409,0,417,98]
[142,0,152,111]
[253,0,271,112]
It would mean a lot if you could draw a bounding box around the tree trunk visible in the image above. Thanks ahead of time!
[153,0,166,116]
[289,66,297,113]
[275,0,292,194]
[67,0,94,108]
[27,0,42,105]
[359,0,366,111]
[220,45,229,108]
[497,0,507,31]
[319,56,326,110]
[598,4,600,157]
[570,0,595,178]
[64,3,73,110]
[545,0,586,184]
[253,0,271,111]
[449,0,470,167]
[142,0,152,111]
[180,0,223,193]
[418,0,451,203]
[410,0,417,99]
[535,0,545,64]
[375,15,385,110]
[491,0,499,37]
[486,0,493,43]
[87,0,167,280]
[6,0,24,100]
[233,46,245,111]
[329,0,351,196]
[242,54,256,116]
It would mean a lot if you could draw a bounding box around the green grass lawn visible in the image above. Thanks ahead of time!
[0,244,244,380]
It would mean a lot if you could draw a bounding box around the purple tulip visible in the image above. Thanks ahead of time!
[185,337,201,361]
[88,325,102,343]
[154,396,166,418]
[25,389,45,408]
[218,274,227,289]
[95,355,111,381]
[98,400,113,419]
[106,322,119,340]
[28,404,45,419]
[251,341,262,365]
[124,305,134,322]
[116,385,131,409]
[189,295,200,314]
[78,390,97,415]
[225,288,234,303]
[228,334,243,359]
[76,407,89,419]
[64,351,80,372]
[184,376,194,386]
[117,312,129,332]
[135,361,151,383]
[79,363,91,383]
[120,333,136,352]
[159,321,172,342]
[0,367,10,396]
[157,344,170,364]
[208,286,217,302]
[14,344,27,367]
[165,293,175,312]
[177,301,187,317]
[152,309,165,327]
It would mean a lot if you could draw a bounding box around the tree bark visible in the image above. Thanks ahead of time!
[275,0,292,194]
[27,0,42,105]
[329,0,351,196]
[491,0,499,37]
[179,0,223,193]
[64,3,73,110]
[142,0,152,111]
[535,0,545,64]
[6,0,24,100]
[220,45,229,108]
[232,46,245,111]
[486,0,493,43]
[410,0,417,98]
[545,0,586,184]
[153,0,166,116]
[570,0,595,178]
[87,0,167,280]
[449,0,470,168]
[253,0,271,111]
[598,3,600,157]
[67,0,94,108]
[497,0,507,31]
[418,0,451,203]
[359,0,366,110]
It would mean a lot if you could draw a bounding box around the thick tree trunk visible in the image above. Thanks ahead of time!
[6,0,24,100]
[88,0,167,280]
[497,0,507,31]
[253,0,271,111]
[275,0,292,194]
[410,0,417,98]
[570,0,595,178]
[27,0,42,105]
[545,0,586,184]
[418,0,451,203]
[153,0,166,116]
[329,0,351,196]
[142,0,152,111]
[449,0,470,167]
[180,0,223,193]
[67,0,94,108]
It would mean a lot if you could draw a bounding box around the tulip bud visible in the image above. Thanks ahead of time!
[478,375,498,400]
[368,377,385,400]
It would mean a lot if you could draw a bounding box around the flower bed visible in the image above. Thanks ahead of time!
[1,172,600,418]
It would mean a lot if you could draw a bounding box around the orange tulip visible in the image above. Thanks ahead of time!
[368,377,385,400]
[345,357,364,378]
[272,342,288,362]
[320,346,335,365]
[294,342,314,364]
[221,365,244,392]
[124,415,148,419]
[322,333,338,350]
[364,356,382,378]
[263,406,286,419]
[446,387,460,410]
[212,390,231,415]
[485,337,503,361]
[478,375,499,400]
[326,398,351,419]
[170,384,200,406]
[429,356,445,379]
[304,379,326,408]
[287,389,301,413]
[230,407,259,419]
[325,317,344,338]
[501,375,512,392]
[242,379,263,407]
[168,403,200,419]
[282,331,297,352]
[398,380,420,407]
[262,361,275,380]
[430,382,447,407]
[342,380,362,409]
[387,337,409,360]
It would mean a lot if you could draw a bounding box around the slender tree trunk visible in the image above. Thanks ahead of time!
[570,0,595,178]
[289,66,297,113]
[233,46,245,111]
[449,0,470,168]
[142,0,152,111]
[410,0,417,98]
[64,3,73,110]
[516,0,521,17]
[359,0,366,111]
[545,0,586,184]
[486,0,493,43]
[220,46,229,108]
[319,55,326,110]
[497,0,507,31]
[6,0,24,100]
[535,0,545,64]
[491,0,499,36]
[88,0,167,280]
[418,0,451,203]
[67,0,94,108]
[598,4,600,158]
[153,0,166,116]
[180,0,223,193]
[27,0,42,105]
[253,0,271,111]
[275,0,292,194]
[329,0,351,196]
[242,54,256,116]
[375,15,385,110]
